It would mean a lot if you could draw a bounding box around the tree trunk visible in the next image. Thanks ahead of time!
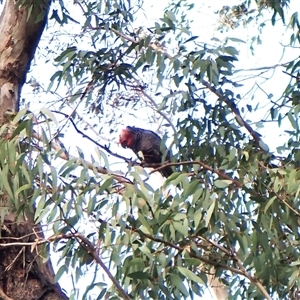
[0,1,68,299]
[208,272,229,300]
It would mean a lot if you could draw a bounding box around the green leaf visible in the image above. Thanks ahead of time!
[173,213,186,221]
[98,177,114,194]
[177,267,205,285]
[183,180,200,198]
[205,200,215,227]
[169,274,189,297]
[166,11,176,22]
[184,36,198,44]
[127,271,151,280]
[194,210,202,228]
[264,196,276,213]
[173,220,188,236]
[288,111,298,130]
[223,46,239,57]
[54,264,67,283]
[227,37,245,43]
[41,108,58,125]
[214,180,231,188]
[288,270,299,288]
[138,213,153,234]
[2,172,13,200]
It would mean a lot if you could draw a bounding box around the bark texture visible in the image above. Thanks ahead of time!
[0,1,68,299]
[0,221,68,300]
[0,0,49,122]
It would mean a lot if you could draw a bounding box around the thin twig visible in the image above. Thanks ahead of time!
[105,25,268,151]
[31,131,133,184]
[51,110,133,163]
[234,61,291,73]
[233,251,271,300]
[0,233,131,300]
[198,236,271,299]
[0,230,248,280]
[201,79,265,150]
[132,76,177,134]
[149,160,243,187]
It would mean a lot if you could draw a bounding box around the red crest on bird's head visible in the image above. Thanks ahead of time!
[119,128,134,148]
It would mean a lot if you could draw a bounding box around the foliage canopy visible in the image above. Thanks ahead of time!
[3,0,300,299]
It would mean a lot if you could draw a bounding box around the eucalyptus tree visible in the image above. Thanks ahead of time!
[0,0,299,299]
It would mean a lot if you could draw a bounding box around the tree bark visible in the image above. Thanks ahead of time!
[0,0,49,122]
[0,1,68,299]
[208,272,229,300]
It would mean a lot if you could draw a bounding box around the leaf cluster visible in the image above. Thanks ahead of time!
[6,0,300,299]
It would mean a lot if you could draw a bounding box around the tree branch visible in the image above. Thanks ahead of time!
[51,110,133,163]
[0,217,271,299]
[149,160,243,187]
[31,131,133,185]
[201,79,267,151]
[132,76,177,134]
[102,26,268,151]
[0,232,131,300]
[197,236,271,300]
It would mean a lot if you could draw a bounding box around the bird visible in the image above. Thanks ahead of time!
[119,126,173,177]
